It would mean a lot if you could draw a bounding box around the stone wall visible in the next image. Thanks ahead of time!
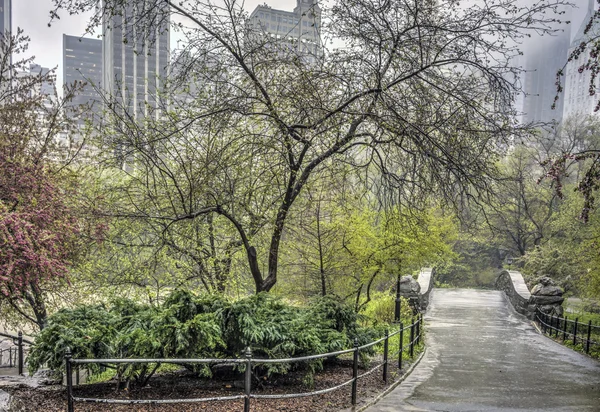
[399,268,435,313]
[495,270,534,318]
[417,268,435,310]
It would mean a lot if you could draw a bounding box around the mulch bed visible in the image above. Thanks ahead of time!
[6,357,417,411]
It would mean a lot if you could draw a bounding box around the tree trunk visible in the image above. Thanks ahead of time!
[24,282,48,330]
[316,201,327,296]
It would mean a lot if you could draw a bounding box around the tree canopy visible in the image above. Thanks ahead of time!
[50,0,571,294]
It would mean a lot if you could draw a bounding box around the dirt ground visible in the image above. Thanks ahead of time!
[5,357,418,411]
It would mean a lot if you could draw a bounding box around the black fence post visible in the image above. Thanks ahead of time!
[383,329,389,383]
[65,347,74,412]
[415,315,420,346]
[398,322,403,370]
[394,277,401,323]
[351,338,359,406]
[244,347,252,412]
[554,316,560,338]
[410,317,415,358]
[563,316,568,341]
[573,318,579,346]
[17,331,23,375]
[586,320,592,354]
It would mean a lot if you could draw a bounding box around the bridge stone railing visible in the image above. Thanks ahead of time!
[399,267,435,313]
[495,270,534,319]
[417,267,435,311]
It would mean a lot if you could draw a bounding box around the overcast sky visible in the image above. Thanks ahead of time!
[12,0,294,87]
[12,0,591,89]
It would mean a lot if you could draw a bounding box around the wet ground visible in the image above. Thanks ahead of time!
[367,288,600,412]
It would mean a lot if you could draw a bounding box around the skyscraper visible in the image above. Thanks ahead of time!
[102,0,169,120]
[0,0,11,75]
[0,0,9,37]
[63,35,103,123]
[521,15,571,124]
[562,0,600,119]
[249,0,322,63]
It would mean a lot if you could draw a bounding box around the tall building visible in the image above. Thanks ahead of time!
[249,0,322,63]
[63,35,103,123]
[0,0,11,76]
[521,14,571,124]
[28,64,54,97]
[563,0,600,119]
[0,0,9,37]
[102,0,169,120]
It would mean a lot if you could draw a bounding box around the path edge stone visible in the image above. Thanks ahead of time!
[0,389,11,412]
[351,348,427,412]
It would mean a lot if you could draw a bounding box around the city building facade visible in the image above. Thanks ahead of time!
[249,0,322,63]
[521,25,571,124]
[562,0,600,119]
[102,0,169,120]
[0,0,11,74]
[63,35,103,123]
[0,0,9,37]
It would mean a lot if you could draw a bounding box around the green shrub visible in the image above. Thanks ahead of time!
[27,305,119,374]
[28,290,379,384]
[361,292,412,326]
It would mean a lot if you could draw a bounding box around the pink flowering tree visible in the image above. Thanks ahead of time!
[0,30,83,330]
[0,159,79,329]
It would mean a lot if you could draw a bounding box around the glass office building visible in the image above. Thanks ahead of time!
[0,0,9,37]
[102,0,169,120]
[63,35,103,123]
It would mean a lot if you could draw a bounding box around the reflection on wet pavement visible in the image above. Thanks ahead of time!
[366,288,600,412]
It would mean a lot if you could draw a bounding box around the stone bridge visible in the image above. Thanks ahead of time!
[369,270,600,411]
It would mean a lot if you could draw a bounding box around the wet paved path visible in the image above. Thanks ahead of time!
[367,288,600,411]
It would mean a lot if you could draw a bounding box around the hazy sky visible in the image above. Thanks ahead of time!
[11,0,591,88]
[12,0,294,86]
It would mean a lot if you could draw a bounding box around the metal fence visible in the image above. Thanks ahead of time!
[535,309,599,355]
[0,331,33,375]
[65,314,424,412]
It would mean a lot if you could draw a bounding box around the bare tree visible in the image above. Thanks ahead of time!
[55,0,570,293]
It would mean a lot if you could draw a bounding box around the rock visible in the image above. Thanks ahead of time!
[0,390,10,412]
[529,295,564,305]
[553,305,564,317]
[399,276,421,294]
[538,305,555,314]
[536,276,555,286]
[538,305,563,317]
[398,276,421,314]
[531,284,563,296]
[32,369,62,386]
[530,284,542,295]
